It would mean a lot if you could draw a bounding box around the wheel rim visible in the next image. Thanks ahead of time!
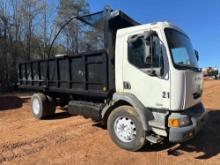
[32,98,40,115]
[114,116,137,143]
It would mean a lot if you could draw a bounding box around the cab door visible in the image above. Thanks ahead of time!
[122,29,170,109]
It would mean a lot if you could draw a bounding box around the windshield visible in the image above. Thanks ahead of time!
[165,28,198,69]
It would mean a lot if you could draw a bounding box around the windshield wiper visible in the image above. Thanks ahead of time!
[174,64,201,72]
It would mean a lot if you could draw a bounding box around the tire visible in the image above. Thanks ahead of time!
[107,106,146,151]
[31,93,50,119]
[47,95,56,116]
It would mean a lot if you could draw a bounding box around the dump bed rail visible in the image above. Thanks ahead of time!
[18,50,110,98]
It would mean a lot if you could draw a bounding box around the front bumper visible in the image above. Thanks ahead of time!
[169,103,208,142]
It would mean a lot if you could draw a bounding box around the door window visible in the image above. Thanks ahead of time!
[128,35,163,69]
[128,38,148,68]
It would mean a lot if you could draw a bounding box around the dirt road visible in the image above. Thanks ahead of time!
[0,80,220,165]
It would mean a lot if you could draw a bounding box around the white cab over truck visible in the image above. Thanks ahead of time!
[18,7,208,151]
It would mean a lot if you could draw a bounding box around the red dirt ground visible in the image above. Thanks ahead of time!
[0,80,220,165]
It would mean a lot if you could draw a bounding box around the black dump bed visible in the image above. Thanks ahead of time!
[18,7,139,99]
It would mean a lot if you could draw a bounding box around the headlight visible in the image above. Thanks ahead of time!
[168,117,191,128]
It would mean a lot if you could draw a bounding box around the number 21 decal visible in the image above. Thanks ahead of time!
[162,91,170,99]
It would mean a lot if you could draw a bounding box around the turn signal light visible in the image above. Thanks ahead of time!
[168,117,191,128]
[168,119,180,128]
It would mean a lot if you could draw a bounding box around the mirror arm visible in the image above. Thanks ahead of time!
[147,69,157,76]
[150,36,153,69]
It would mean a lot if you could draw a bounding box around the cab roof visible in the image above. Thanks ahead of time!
[116,21,187,37]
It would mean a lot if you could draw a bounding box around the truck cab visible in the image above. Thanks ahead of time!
[110,21,207,149]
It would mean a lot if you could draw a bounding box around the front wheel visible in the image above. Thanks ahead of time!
[107,106,146,151]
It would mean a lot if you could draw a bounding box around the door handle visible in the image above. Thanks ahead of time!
[123,81,131,89]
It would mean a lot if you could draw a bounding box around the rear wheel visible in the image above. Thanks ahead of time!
[107,106,146,151]
[31,93,56,119]
[47,95,56,116]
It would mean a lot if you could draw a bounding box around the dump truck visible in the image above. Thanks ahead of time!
[203,67,218,79]
[18,7,208,151]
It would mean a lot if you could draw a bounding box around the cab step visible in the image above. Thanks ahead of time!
[146,135,163,144]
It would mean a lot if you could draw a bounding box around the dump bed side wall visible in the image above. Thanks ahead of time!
[18,50,112,98]
[18,9,139,99]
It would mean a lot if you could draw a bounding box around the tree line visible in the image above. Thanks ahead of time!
[0,0,99,90]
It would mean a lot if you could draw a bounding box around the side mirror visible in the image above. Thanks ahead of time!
[143,31,154,65]
[195,50,199,61]
[144,41,151,65]
[144,32,162,77]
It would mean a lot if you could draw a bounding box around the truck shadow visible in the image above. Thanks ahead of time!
[0,96,30,111]
[143,109,220,159]
[166,109,220,159]
[47,111,74,120]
